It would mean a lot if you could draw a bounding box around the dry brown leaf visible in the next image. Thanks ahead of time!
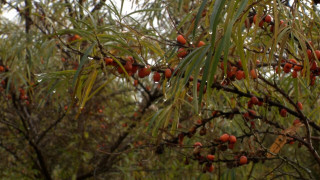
[267,122,304,158]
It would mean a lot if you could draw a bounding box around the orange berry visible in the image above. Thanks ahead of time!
[207,164,214,172]
[239,156,248,165]
[315,50,320,60]
[117,66,124,74]
[289,59,297,64]
[193,142,203,147]
[207,154,215,161]
[292,70,298,78]
[293,64,302,71]
[153,72,161,82]
[235,70,245,80]
[259,20,264,28]
[219,134,230,143]
[228,143,235,149]
[307,49,314,60]
[264,15,272,23]
[0,66,4,72]
[293,119,301,126]
[297,102,303,110]
[124,61,133,71]
[164,68,172,78]
[250,69,257,79]
[177,35,187,45]
[253,15,257,24]
[133,79,138,86]
[280,108,287,117]
[177,48,188,58]
[104,57,113,65]
[197,41,205,47]
[251,96,259,105]
[229,135,237,144]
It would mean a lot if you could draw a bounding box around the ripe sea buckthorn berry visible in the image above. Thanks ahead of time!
[177,48,188,58]
[177,35,187,45]
[280,108,287,117]
[315,50,320,60]
[207,164,214,172]
[207,154,215,161]
[219,134,230,143]
[164,68,172,78]
[239,156,248,165]
[292,70,298,78]
[197,41,205,47]
[293,119,301,126]
[307,49,313,60]
[229,135,237,144]
[104,57,113,65]
[153,72,161,82]
[297,102,303,110]
[264,14,272,23]
[235,70,245,80]
[250,69,257,79]
[193,142,203,147]
[251,96,259,105]
[133,80,138,86]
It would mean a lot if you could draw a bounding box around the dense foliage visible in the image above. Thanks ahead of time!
[1,0,320,179]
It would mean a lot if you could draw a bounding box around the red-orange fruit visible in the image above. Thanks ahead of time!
[235,70,245,80]
[117,66,124,74]
[177,48,188,58]
[264,15,272,23]
[177,35,187,45]
[315,50,320,60]
[250,69,257,79]
[253,14,257,24]
[284,62,293,69]
[248,109,256,118]
[292,70,298,78]
[310,61,317,71]
[270,25,274,33]
[74,34,81,40]
[0,66,4,72]
[239,156,248,165]
[132,65,138,74]
[229,135,237,144]
[294,64,302,71]
[193,142,203,147]
[251,96,259,105]
[259,20,264,28]
[197,41,205,47]
[127,56,134,62]
[247,100,253,108]
[297,102,303,110]
[153,72,161,82]
[124,61,133,71]
[140,66,151,77]
[238,60,242,68]
[280,108,287,117]
[138,68,145,78]
[219,134,230,143]
[207,154,215,161]
[289,59,297,64]
[104,57,113,65]
[307,49,314,60]
[293,119,301,126]
[164,68,172,78]
[207,164,214,172]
